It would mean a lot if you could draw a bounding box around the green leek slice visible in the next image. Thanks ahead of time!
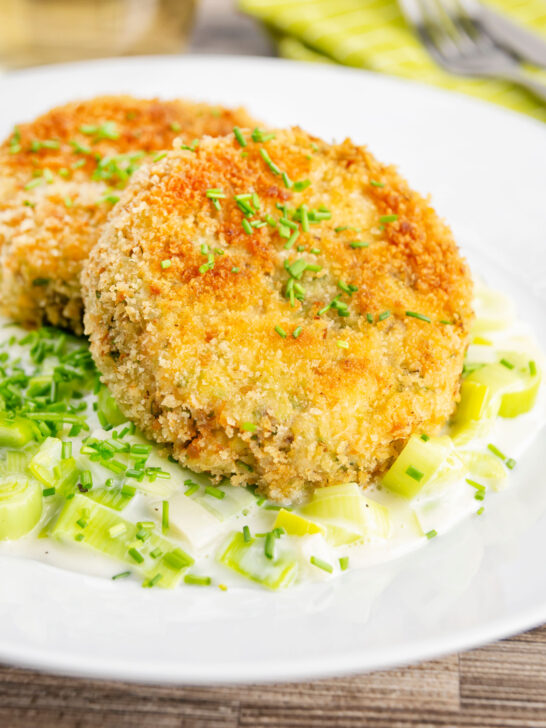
[86,487,134,511]
[29,437,78,494]
[300,483,390,543]
[0,415,36,448]
[193,484,255,520]
[460,451,507,490]
[471,285,514,334]
[273,508,324,537]
[382,436,454,498]
[0,476,42,540]
[218,531,298,590]
[52,494,192,587]
[97,385,127,427]
[497,354,541,418]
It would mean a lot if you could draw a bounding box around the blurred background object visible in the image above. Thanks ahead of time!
[239,0,546,121]
[0,0,197,69]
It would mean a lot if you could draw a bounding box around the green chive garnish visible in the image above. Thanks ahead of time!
[264,532,276,560]
[292,326,303,339]
[337,340,349,349]
[242,219,252,235]
[370,180,385,187]
[275,325,287,338]
[161,259,171,269]
[406,465,424,482]
[243,525,251,542]
[233,127,247,147]
[112,571,131,580]
[259,148,281,176]
[128,547,144,564]
[241,422,256,432]
[529,360,537,376]
[500,358,514,369]
[406,311,431,323]
[378,310,391,321]
[310,556,333,573]
[43,487,55,497]
[349,241,369,249]
[339,556,349,571]
[379,214,398,223]
[425,529,437,539]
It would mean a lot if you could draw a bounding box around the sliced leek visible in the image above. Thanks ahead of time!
[52,494,193,587]
[273,508,325,537]
[218,531,298,590]
[0,415,36,448]
[29,437,78,494]
[301,483,390,543]
[96,385,127,427]
[382,436,455,498]
[0,476,42,540]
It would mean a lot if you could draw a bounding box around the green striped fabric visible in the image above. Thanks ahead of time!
[239,0,546,121]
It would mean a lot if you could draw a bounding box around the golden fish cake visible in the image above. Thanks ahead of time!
[82,127,473,503]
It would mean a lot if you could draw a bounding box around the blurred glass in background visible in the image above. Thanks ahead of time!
[0,0,197,69]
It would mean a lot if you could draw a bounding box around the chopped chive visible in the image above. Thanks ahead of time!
[64,196,73,208]
[500,358,514,370]
[275,325,287,338]
[61,441,72,459]
[339,556,349,571]
[379,214,398,223]
[292,326,303,339]
[205,485,225,500]
[349,241,369,249]
[128,547,144,564]
[241,422,257,432]
[529,360,537,376]
[251,128,276,143]
[233,127,247,147]
[466,478,486,492]
[206,188,226,199]
[170,121,182,132]
[112,571,131,580]
[121,484,136,497]
[184,574,212,586]
[161,500,169,533]
[259,148,281,176]
[43,487,56,497]
[487,443,506,461]
[337,340,349,349]
[184,483,199,496]
[474,491,485,501]
[242,218,252,235]
[477,507,485,515]
[310,247,320,255]
[279,217,298,230]
[231,266,240,274]
[252,192,260,209]
[153,151,167,162]
[24,178,43,190]
[405,311,431,323]
[506,458,516,470]
[294,179,311,192]
[425,529,437,539]
[243,525,251,542]
[143,573,163,588]
[282,172,293,189]
[284,230,300,250]
[406,465,424,482]
[366,313,374,323]
[370,180,385,187]
[161,259,172,269]
[310,556,333,573]
[378,310,391,321]
[76,518,87,529]
[440,320,454,325]
[264,532,276,560]
[420,434,430,442]
[150,547,163,559]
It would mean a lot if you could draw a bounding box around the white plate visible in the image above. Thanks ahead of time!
[0,56,545,684]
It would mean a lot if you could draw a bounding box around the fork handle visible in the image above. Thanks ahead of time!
[499,69,546,104]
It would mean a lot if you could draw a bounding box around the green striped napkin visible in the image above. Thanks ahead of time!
[239,0,546,121]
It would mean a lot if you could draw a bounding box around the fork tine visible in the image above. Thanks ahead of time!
[417,0,461,63]
[441,0,495,53]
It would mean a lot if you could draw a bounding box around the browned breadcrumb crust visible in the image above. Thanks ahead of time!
[82,127,474,503]
[0,95,258,333]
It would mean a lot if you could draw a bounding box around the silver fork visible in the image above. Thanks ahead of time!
[399,0,546,103]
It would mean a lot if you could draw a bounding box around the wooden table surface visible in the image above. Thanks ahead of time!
[2,2,545,726]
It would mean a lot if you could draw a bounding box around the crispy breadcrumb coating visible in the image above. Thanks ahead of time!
[83,127,474,503]
[0,95,257,332]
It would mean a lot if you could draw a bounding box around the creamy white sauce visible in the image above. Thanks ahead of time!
[0,286,544,591]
